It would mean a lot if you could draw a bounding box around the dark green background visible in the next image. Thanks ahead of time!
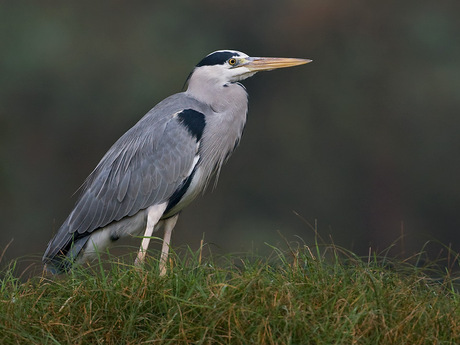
[2,1,460,266]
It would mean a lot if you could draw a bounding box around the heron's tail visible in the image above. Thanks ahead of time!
[42,227,90,274]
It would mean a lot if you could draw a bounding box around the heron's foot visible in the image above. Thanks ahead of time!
[134,250,147,266]
[159,258,167,276]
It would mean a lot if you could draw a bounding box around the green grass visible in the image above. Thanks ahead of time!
[1,242,459,345]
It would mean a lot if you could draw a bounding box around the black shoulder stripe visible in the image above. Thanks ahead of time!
[166,168,195,213]
[177,109,206,141]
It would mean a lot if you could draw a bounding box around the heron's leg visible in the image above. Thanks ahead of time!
[134,203,167,266]
[159,214,179,276]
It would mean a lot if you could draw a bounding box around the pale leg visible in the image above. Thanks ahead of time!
[159,214,179,276]
[134,203,167,266]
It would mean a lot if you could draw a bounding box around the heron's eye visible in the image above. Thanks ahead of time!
[228,58,237,66]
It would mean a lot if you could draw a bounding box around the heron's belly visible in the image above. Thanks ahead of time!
[77,208,149,262]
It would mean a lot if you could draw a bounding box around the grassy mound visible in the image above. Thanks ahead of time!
[1,243,459,344]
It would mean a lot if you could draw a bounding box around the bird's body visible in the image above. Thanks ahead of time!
[43,50,310,274]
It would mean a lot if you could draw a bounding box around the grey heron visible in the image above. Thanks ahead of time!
[42,50,311,275]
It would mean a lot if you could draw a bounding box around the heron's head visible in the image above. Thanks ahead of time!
[187,50,311,87]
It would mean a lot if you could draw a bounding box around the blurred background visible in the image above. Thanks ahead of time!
[1,0,460,269]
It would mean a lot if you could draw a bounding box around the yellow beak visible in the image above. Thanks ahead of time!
[244,57,312,72]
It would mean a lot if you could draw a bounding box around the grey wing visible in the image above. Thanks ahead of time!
[43,107,201,262]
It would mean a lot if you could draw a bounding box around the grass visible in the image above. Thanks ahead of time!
[1,240,459,345]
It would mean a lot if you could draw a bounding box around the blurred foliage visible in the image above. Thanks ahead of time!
[1,0,460,263]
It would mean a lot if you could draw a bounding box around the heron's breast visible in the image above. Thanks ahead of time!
[162,166,207,218]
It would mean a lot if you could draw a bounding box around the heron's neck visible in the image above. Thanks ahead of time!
[187,82,247,113]
[186,71,248,113]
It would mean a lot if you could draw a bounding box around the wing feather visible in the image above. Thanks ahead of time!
[43,93,210,265]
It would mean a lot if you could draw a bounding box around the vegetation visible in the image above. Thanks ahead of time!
[0,241,459,345]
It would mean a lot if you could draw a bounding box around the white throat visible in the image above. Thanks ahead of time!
[186,66,249,112]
